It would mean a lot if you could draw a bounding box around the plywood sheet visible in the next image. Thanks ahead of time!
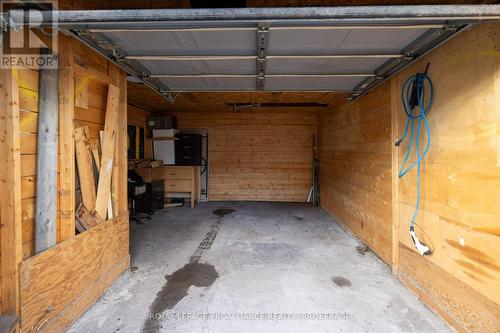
[19,215,129,333]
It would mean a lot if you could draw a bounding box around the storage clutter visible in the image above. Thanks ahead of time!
[129,159,200,211]
[133,160,164,183]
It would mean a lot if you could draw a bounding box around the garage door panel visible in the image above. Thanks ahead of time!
[159,77,256,91]
[267,28,430,55]
[141,59,256,75]
[90,24,451,92]
[104,30,256,56]
[267,57,388,75]
[265,76,365,91]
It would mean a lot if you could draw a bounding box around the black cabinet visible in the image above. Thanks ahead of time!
[148,181,165,210]
[175,133,202,165]
[135,181,164,214]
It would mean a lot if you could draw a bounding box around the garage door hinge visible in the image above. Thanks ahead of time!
[256,23,270,90]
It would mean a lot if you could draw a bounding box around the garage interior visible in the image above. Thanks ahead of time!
[0,2,499,333]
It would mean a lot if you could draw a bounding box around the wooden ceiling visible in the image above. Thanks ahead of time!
[127,82,345,113]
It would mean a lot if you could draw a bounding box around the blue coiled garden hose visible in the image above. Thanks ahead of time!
[397,72,433,255]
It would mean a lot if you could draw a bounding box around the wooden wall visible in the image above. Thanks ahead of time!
[0,68,23,318]
[127,104,152,159]
[174,110,316,201]
[1,33,130,332]
[394,23,500,332]
[18,68,42,260]
[318,23,500,332]
[317,84,393,264]
[127,104,150,128]
[12,37,116,259]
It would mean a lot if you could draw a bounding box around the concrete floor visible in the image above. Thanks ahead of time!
[68,202,450,333]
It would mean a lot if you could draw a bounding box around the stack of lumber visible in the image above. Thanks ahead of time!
[74,84,119,232]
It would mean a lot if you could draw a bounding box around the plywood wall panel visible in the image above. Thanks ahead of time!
[19,215,129,333]
[398,244,500,333]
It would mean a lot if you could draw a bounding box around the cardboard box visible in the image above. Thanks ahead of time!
[135,160,164,182]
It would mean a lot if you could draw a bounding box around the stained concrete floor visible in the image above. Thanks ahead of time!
[68,202,450,333]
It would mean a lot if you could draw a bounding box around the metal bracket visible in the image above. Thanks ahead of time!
[349,24,466,100]
[256,23,270,90]
[72,30,176,102]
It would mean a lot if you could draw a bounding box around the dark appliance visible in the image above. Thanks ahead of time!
[175,133,202,165]
[135,180,164,214]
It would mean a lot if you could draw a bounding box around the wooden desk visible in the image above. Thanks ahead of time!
[163,166,199,208]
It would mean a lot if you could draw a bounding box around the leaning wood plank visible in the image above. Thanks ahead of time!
[74,126,96,211]
[35,65,59,254]
[116,70,129,213]
[76,204,104,230]
[91,148,100,169]
[99,130,113,220]
[0,68,23,320]
[95,83,119,220]
[74,217,86,234]
[58,34,76,242]
[108,66,119,217]
[19,215,129,333]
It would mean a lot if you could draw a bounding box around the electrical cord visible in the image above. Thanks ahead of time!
[397,70,433,256]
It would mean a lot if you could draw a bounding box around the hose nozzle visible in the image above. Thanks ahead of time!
[409,225,432,256]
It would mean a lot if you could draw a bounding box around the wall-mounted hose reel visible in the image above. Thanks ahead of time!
[397,64,433,256]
